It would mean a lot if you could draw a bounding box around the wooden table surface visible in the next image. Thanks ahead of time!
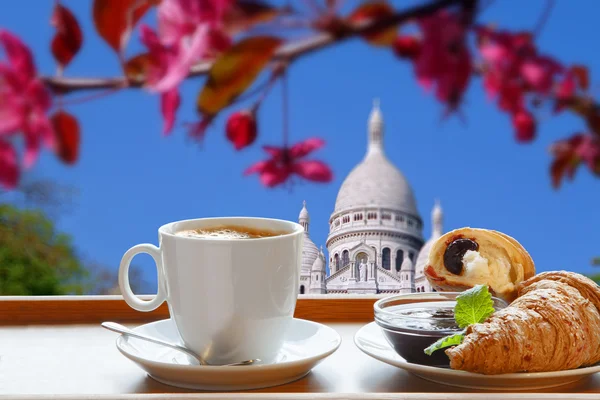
[2,321,600,399]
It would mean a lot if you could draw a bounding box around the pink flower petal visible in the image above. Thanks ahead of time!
[244,160,270,175]
[0,30,36,81]
[262,145,283,158]
[22,127,40,168]
[260,167,290,187]
[0,101,23,135]
[479,43,507,65]
[520,61,550,92]
[151,25,210,93]
[293,160,333,183]
[0,140,19,189]
[186,116,212,140]
[574,135,600,171]
[161,88,180,134]
[158,0,193,46]
[289,138,325,159]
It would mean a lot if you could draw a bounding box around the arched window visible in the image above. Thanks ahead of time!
[342,250,350,267]
[381,213,391,220]
[382,248,391,270]
[417,287,420,292]
[421,286,425,292]
[334,254,339,272]
[409,251,414,262]
[395,250,404,271]
[300,285,305,294]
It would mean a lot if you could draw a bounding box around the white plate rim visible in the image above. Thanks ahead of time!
[354,321,600,381]
[115,317,342,372]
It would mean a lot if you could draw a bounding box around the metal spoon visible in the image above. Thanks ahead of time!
[101,322,260,367]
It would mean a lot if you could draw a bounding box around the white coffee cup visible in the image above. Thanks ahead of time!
[118,217,304,365]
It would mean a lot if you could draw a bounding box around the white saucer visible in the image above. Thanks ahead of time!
[354,321,600,391]
[115,318,341,390]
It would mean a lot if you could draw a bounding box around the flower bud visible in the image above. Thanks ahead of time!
[226,110,257,150]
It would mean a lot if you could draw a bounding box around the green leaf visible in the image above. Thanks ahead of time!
[424,331,465,355]
[454,284,495,329]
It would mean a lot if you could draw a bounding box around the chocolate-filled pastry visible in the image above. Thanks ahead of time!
[446,272,600,374]
[424,228,535,302]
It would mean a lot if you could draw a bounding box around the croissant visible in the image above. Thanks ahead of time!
[446,271,600,374]
[425,228,535,302]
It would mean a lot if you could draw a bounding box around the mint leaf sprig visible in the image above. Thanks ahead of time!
[424,285,495,356]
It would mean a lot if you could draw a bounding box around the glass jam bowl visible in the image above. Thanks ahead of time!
[373,292,508,367]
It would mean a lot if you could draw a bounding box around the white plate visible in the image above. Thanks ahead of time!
[354,321,600,391]
[115,318,341,391]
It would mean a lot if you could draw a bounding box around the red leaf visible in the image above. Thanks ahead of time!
[93,0,157,54]
[225,0,283,35]
[0,141,19,189]
[348,1,397,47]
[550,155,570,189]
[51,3,83,68]
[570,65,590,91]
[393,35,420,59]
[51,111,80,165]
[124,53,152,81]
[197,36,283,116]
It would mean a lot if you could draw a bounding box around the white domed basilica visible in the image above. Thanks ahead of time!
[297,100,444,295]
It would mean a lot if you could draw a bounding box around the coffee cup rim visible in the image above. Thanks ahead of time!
[158,216,304,242]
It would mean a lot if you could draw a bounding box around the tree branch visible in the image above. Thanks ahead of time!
[42,0,465,94]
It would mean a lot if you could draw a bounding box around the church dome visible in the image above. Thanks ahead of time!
[401,254,414,271]
[333,100,418,216]
[415,200,444,275]
[299,201,319,274]
[312,247,326,272]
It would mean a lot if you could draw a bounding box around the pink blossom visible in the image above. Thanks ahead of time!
[520,56,563,94]
[550,133,600,187]
[0,140,18,189]
[140,1,233,135]
[476,27,564,110]
[512,109,536,142]
[145,0,232,92]
[244,138,333,187]
[158,0,232,47]
[414,11,472,111]
[0,30,54,171]
[140,24,210,94]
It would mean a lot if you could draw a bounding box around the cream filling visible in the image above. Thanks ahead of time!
[462,250,514,294]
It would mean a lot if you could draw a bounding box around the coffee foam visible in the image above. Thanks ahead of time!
[176,227,283,239]
[177,228,256,239]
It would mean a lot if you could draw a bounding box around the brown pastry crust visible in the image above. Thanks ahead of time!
[446,272,600,374]
[518,270,600,312]
[424,227,535,302]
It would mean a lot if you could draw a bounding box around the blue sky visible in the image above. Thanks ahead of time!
[1,1,599,292]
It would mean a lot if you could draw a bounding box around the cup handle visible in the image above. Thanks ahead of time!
[118,244,167,312]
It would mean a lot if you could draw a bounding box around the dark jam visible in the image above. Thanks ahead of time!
[443,238,479,275]
[377,301,461,367]
[378,302,460,332]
